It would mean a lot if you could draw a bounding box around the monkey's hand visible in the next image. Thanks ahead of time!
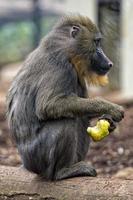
[105,103,124,122]
[96,97,124,122]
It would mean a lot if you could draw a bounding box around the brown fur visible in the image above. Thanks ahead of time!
[55,14,98,33]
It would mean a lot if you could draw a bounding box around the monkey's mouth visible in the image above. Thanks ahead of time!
[97,67,110,76]
[91,60,112,76]
[91,65,110,76]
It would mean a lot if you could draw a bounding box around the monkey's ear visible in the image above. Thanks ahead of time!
[70,26,80,38]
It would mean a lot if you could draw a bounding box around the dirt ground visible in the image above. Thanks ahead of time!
[0,76,133,177]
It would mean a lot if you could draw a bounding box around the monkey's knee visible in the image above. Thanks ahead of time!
[21,148,55,180]
[19,136,56,179]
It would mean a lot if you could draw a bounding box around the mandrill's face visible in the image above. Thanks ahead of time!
[55,15,113,86]
[90,33,113,76]
[70,24,113,77]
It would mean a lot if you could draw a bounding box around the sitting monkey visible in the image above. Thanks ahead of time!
[7,14,124,180]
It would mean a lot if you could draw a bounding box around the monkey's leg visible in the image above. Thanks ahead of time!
[53,117,96,181]
[54,161,97,180]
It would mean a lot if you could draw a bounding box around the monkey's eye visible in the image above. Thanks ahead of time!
[70,25,80,38]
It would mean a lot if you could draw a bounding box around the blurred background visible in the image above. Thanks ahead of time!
[0,0,133,178]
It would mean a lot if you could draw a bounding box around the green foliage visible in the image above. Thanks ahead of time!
[0,22,33,65]
[41,16,59,36]
[0,16,60,66]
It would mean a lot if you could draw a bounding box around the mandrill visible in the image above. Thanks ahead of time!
[7,14,124,180]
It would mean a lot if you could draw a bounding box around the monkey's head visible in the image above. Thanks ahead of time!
[48,14,113,86]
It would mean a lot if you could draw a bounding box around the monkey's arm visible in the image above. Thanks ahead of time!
[35,94,124,122]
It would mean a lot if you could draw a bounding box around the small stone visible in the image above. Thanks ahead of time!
[117,147,124,155]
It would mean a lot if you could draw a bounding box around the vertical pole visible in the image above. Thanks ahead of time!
[98,0,121,90]
[32,0,42,49]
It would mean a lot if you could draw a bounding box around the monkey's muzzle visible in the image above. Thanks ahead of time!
[91,48,113,76]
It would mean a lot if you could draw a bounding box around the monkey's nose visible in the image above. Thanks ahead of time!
[108,61,113,68]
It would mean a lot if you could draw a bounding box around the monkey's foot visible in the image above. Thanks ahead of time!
[54,161,97,180]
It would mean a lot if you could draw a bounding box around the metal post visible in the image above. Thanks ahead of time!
[32,0,42,48]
